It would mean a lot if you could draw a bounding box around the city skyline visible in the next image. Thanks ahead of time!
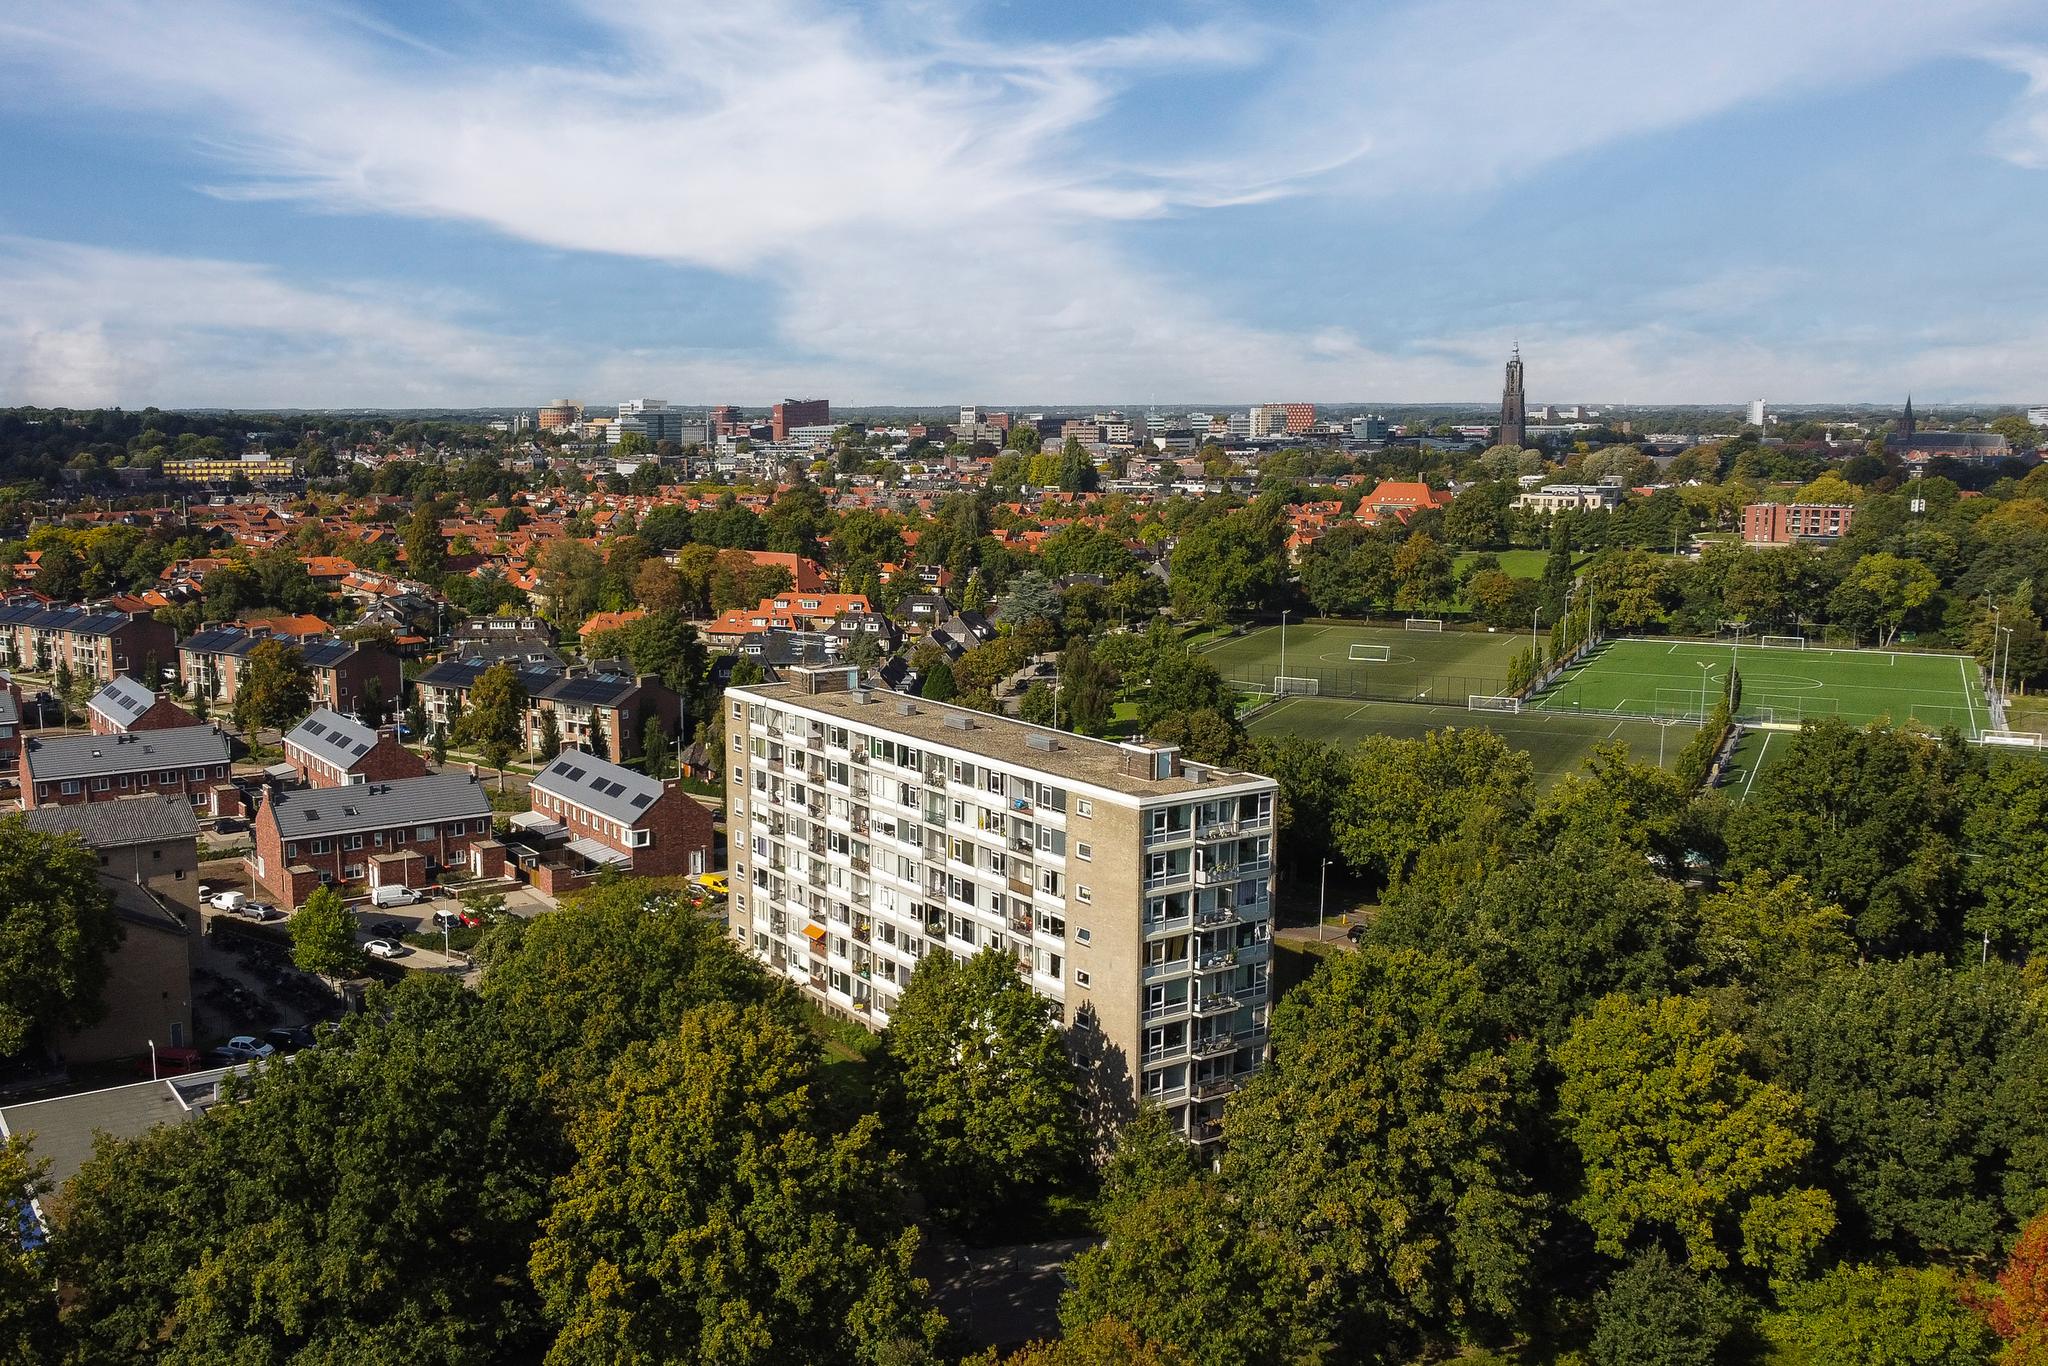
[3,1,2047,407]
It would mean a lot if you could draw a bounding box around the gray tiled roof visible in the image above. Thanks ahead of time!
[264,772,490,838]
[87,675,157,725]
[24,793,200,848]
[532,746,663,825]
[282,708,376,766]
[22,727,230,782]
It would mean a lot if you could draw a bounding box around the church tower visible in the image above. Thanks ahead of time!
[1901,395,1916,438]
[1499,346,1527,449]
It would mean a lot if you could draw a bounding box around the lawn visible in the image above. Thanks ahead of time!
[1199,621,1529,703]
[1532,638,1990,735]
[1453,549,1579,579]
[1245,694,1701,785]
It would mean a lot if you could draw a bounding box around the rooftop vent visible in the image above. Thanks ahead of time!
[895,701,917,717]
[1025,733,1058,752]
[943,714,974,731]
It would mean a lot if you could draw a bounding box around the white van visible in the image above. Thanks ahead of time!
[208,890,246,913]
[370,884,424,908]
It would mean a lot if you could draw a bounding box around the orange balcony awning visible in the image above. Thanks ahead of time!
[802,923,827,941]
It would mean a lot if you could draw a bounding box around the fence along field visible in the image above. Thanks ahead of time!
[1198,621,1527,706]
[1529,637,1992,736]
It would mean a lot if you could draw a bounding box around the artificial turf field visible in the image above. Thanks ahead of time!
[1198,621,1527,703]
[1245,695,1701,785]
[1531,638,1990,735]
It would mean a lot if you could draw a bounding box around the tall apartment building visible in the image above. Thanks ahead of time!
[537,399,581,431]
[724,667,1279,1142]
[771,398,830,442]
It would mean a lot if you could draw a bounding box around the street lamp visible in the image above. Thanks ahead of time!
[1999,625,2015,708]
[147,1037,157,1082]
[1318,857,1331,943]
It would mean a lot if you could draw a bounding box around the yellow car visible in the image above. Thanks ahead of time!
[689,872,729,897]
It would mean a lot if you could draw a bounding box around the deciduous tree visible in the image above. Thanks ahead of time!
[288,884,364,988]
[231,637,312,733]
[0,815,118,1055]
[1765,1263,1997,1366]
[1555,993,1833,1277]
[881,946,1082,1231]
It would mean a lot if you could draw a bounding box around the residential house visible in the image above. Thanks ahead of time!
[177,629,399,722]
[282,708,429,788]
[514,746,714,895]
[247,772,502,908]
[21,726,233,811]
[86,676,201,735]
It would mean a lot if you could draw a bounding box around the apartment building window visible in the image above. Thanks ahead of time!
[1074,969,1091,988]
[1075,927,1091,945]
[1038,869,1063,897]
[1076,885,1092,903]
[91,778,109,791]
[1075,842,1091,861]
[345,835,364,850]
[1036,909,1065,938]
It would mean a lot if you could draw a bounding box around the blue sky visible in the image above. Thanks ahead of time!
[2,0,2047,408]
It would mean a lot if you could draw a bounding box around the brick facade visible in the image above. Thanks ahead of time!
[245,775,494,908]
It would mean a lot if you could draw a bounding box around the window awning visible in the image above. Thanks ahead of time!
[802,923,827,941]
[565,836,630,866]
[509,811,566,839]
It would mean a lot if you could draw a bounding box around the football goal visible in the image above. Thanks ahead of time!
[1983,730,2046,748]
[1760,635,1808,649]
[1404,617,1445,632]
[1467,694,1520,714]
[1274,676,1320,696]
[1348,643,1393,663]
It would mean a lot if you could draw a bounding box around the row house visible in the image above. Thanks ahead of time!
[282,708,429,788]
[410,660,679,765]
[86,676,201,734]
[0,604,176,685]
[21,725,232,811]
[247,772,502,909]
[513,746,714,895]
[177,629,399,721]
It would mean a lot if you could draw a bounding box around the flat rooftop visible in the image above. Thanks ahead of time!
[0,1067,240,1191]
[739,680,1272,800]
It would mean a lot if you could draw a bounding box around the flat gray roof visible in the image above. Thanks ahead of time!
[736,680,1273,800]
[0,1067,238,1191]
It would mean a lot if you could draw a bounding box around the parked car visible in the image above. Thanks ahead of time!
[239,903,283,923]
[364,939,406,959]
[688,872,730,897]
[135,1046,204,1078]
[431,909,462,930]
[1346,924,1367,943]
[212,1035,275,1063]
[208,891,246,913]
[213,817,246,834]
[369,885,423,908]
[264,1025,315,1052]
[196,883,214,902]
[368,918,411,939]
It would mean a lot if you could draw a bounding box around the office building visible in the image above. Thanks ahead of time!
[611,398,692,446]
[2027,406,2048,428]
[161,454,297,485]
[537,399,581,431]
[1499,345,1527,449]
[1247,403,1313,439]
[725,667,1279,1141]
[1748,398,1768,428]
[771,398,831,442]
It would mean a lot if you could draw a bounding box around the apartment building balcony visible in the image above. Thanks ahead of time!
[1194,907,1240,930]
[1143,958,1191,983]
[1009,915,1035,938]
[1190,993,1238,1017]
[1143,999,1191,1022]
[1192,1118,1224,1143]
[1196,948,1237,972]
[1195,820,1239,841]
[1142,1038,1189,1065]
[1192,1074,1238,1100]
[1194,863,1235,886]
[1007,875,1033,897]
[851,854,869,873]
[1144,911,1194,938]
[1190,1033,1236,1059]
[1236,940,1272,967]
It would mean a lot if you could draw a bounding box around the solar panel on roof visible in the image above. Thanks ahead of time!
[351,742,370,756]
[305,720,327,737]
[601,780,625,797]
[630,793,652,808]
[565,767,585,781]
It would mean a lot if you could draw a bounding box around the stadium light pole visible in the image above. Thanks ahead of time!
[1318,857,1330,943]
[1999,625,2014,706]
[1990,602,2002,700]
[1696,659,1714,724]
[1279,609,1289,685]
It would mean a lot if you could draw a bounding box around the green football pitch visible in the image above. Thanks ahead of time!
[1245,695,1702,785]
[1531,638,1990,735]
[1198,621,1528,704]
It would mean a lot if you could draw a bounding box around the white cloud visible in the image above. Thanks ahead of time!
[1,0,2045,403]
[1987,47,2048,168]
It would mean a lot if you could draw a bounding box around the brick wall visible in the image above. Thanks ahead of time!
[21,756,230,811]
[287,732,427,788]
[247,799,494,908]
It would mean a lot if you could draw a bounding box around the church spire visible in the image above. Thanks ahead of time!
[1902,394,1915,438]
